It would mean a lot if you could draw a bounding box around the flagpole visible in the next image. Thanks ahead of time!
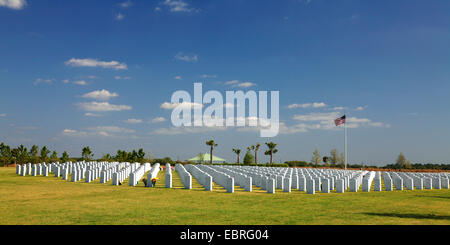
[344,110,347,170]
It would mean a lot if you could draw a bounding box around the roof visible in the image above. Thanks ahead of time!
[188,153,226,162]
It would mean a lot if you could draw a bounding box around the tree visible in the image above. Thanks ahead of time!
[311,148,321,165]
[137,148,145,163]
[243,150,255,165]
[206,140,218,164]
[11,148,19,165]
[232,148,241,164]
[323,156,329,165]
[50,151,58,162]
[396,152,407,168]
[264,142,278,165]
[40,146,50,163]
[338,152,345,167]
[61,151,70,163]
[253,143,261,164]
[82,146,93,161]
[330,149,339,164]
[0,143,12,167]
[199,153,205,164]
[17,145,29,164]
[30,145,39,164]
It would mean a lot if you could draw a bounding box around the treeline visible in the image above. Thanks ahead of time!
[0,143,160,166]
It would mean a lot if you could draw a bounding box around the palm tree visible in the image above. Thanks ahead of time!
[61,151,70,163]
[0,143,12,167]
[82,146,93,161]
[264,142,278,165]
[232,148,241,164]
[254,142,261,164]
[17,145,29,164]
[30,145,39,164]
[206,140,218,164]
[40,146,50,163]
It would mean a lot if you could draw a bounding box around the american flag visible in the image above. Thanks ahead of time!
[335,115,346,126]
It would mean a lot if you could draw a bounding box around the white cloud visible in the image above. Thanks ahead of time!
[33,78,53,85]
[174,75,182,80]
[224,80,239,85]
[124,118,143,124]
[90,126,135,134]
[290,111,389,133]
[119,0,133,8]
[333,106,345,110]
[62,79,70,84]
[293,112,340,121]
[288,102,327,109]
[62,129,88,137]
[65,58,128,70]
[153,126,227,135]
[115,13,125,21]
[154,6,162,11]
[63,126,135,138]
[78,102,132,112]
[174,52,198,62]
[160,101,203,110]
[114,76,132,80]
[200,74,217,78]
[73,80,88,86]
[82,89,118,100]
[85,113,102,117]
[162,0,198,13]
[223,80,257,88]
[355,106,367,111]
[0,113,6,117]
[236,82,256,88]
[0,0,26,10]
[151,117,166,123]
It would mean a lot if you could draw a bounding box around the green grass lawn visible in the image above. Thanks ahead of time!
[0,168,449,225]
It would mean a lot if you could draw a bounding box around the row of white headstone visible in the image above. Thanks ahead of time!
[16,162,450,194]
[174,165,450,194]
[16,162,172,188]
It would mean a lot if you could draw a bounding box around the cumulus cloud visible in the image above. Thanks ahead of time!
[63,126,135,138]
[84,113,102,117]
[223,80,257,88]
[200,74,217,78]
[151,117,166,123]
[0,0,26,10]
[290,111,389,132]
[33,78,54,85]
[160,102,203,110]
[236,82,256,88]
[73,80,88,86]
[78,102,132,112]
[287,102,327,109]
[82,89,118,100]
[124,118,143,124]
[115,13,125,21]
[162,0,198,13]
[114,76,132,80]
[119,0,133,8]
[65,58,128,70]
[355,106,367,111]
[174,52,198,62]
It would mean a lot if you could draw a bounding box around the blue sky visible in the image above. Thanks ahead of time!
[1,0,449,165]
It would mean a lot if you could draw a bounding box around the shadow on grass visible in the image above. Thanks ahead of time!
[363,212,450,220]
[420,195,450,200]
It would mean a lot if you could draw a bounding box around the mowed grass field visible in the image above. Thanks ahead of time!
[0,168,449,225]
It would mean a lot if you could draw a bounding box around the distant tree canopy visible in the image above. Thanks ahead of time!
[243,150,255,165]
